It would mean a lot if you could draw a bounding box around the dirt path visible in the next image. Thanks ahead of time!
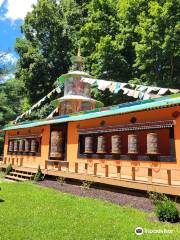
[38,179,154,212]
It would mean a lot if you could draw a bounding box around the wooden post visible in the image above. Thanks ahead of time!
[85,163,88,174]
[66,162,69,172]
[132,167,135,181]
[94,163,98,176]
[167,170,171,185]
[58,162,61,171]
[20,158,23,167]
[105,165,109,177]
[75,162,78,173]
[45,160,48,169]
[12,158,14,165]
[148,168,152,183]
[3,157,7,164]
[117,166,121,178]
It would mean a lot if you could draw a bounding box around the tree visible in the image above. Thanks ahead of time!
[15,0,91,104]
[133,0,180,87]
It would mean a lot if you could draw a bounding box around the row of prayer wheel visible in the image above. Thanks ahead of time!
[84,133,159,154]
[8,139,39,153]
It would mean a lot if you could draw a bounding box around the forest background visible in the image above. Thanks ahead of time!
[0,0,179,153]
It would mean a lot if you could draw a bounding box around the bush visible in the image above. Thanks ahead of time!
[34,165,44,181]
[148,192,179,223]
[5,164,13,175]
[156,199,179,223]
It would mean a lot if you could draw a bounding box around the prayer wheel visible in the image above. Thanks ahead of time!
[9,140,14,152]
[25,139,30,152]
[30,139,37,153]
[128,134,138,154]
[97,135,106,153]
[50,131,63,158]
[19,139,25,152]
[14,140,19,152]
[111,135,122,154]
[147,133,159,154]
[84,136,93,153]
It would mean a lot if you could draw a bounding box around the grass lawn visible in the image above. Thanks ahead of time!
[0,182,179,240]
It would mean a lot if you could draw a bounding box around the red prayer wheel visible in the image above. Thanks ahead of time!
[19,139,25,152]
[111,135,122,154]
[14,140,19,152]
[25,139,30,152]
[147,133,159,154]
[50,131,63,158]
[9,140,14,152]
[30,139,37,153]
[84,136,93,153]
[97,136,106,153]
[128,134,138,154]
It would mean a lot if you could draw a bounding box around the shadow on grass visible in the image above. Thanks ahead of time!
[0,199,4,202]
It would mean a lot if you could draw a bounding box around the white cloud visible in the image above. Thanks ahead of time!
[0,73,15,83]
[0,0,5,6]
[0,53,17,65]
[2,0,38,21]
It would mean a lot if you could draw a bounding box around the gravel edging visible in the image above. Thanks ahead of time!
[37,179,154,212]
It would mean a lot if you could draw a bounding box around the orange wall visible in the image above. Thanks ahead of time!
[67,106,180,170]
[4,125,50,169]
[3,105,180,173]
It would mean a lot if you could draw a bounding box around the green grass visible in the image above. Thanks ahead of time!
[0,182,179,240]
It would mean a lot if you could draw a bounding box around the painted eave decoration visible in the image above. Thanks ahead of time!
[1,93,180,131]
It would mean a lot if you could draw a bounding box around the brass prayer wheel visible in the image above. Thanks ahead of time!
[111,135,121,154]
[14,140,19,152]
[84,136,93,153]
[30,139,37,153]
[128,134,138,154]
[50,131,63,158]
[25,139,30,152]
[147,133,159,154]
[19,139,25,152]
[9,140,14,152]
[97,135,106,153]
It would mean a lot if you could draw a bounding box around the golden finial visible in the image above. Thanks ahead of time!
[73,47,83,71]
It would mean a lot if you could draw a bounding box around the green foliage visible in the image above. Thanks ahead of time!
[156,198,179,223]
[34,165,44,181]
[0,78,25,127]
[15,0,90,105]
[0,182,180,240]
[57,176,66,185]
[81,180,93,189]
[133,0,180,87]
[5,164,13,175]
[149,192,179,223]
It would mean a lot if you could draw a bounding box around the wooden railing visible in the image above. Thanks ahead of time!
[47,161,180,188]
[2,157,23,167]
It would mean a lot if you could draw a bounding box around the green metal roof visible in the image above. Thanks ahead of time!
[2,93,180,131]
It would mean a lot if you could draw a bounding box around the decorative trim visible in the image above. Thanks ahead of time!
[78,153,176,162]
[78,120,175,135]
[8,134,42,140]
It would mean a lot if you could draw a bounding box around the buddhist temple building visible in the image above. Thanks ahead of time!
[1,50,180,196]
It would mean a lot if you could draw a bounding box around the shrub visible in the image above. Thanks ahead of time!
[34,165,44,181]
[148,192,179,223]
[81,180,93,189]
[5,164,13,175]
[57,177,66,185]
[156,199,179,223]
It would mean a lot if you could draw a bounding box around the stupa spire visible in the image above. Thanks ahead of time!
[73,47,83,71]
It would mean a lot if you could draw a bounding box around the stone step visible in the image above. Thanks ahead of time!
[10,172,34,179]
[5,175,28,182]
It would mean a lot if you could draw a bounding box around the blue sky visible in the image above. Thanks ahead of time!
[0,0,37,81]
